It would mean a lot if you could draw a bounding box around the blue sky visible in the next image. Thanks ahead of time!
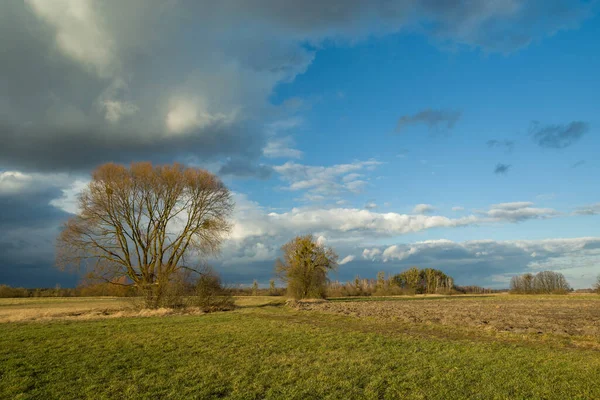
[0,1,599,289]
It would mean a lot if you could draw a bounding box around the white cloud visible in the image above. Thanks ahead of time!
[0,171,73,197]
[49,179,90,214]
[452,206,464,211]
[483,202,558,222]
[365,202,377,210]
[273,160,382,198]
[413,203,435,214]
[165,97,235,135]
[339,255,355,265]
[362,248,382,260]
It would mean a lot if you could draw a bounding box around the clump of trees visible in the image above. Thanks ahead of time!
[327,268,463,297]
[391,267,454,295]
[510,271,571,294]
[275,235,338,300]
[56,162,234,309]
[328,273,405,297]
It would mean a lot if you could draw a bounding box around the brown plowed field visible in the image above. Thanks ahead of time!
[297,295,600,337]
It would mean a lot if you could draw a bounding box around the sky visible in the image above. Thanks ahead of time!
[1,0,599,289]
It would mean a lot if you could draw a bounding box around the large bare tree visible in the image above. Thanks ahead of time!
[57,162,233,305]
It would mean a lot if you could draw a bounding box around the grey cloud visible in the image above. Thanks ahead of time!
[219,159,273,180]
[494,163,511,174]
[574,203,600,216]
[530,121,589,149]
[396,109,461,134]
[571,160,586,168]
[482,202,558,222]
[0,182,78,287]
[487,139,515,152]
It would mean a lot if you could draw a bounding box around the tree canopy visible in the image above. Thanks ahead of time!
[56,162,233,306]
[275,235,338,300]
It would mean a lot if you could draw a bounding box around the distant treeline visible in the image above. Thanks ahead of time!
[0,283,136,298]
[327,268,500,297]
[509,271,572,294]
[0,281,286,299]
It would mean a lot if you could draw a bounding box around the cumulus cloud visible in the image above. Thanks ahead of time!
[396,109,461,133]
[452,206,465,212]
[494,163,511,174]
[1,1,593,175]
[530,121,589,149]
[413,204,435,214]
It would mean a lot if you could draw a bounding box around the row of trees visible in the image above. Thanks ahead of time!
[509,271,572,294]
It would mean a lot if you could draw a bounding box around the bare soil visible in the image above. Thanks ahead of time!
[296,295,600,337]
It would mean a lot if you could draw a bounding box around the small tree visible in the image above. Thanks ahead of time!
[252,280,259,296]
[275,235,338,300]
[56,162,233,308]
[594,275,600,294]
[269,279,276,295]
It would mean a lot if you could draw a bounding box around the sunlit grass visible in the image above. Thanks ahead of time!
[2,297,600,399]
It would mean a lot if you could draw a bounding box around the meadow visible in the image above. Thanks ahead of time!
[1,294,600,399]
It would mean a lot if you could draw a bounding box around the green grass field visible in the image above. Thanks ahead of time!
[1,295,600,399]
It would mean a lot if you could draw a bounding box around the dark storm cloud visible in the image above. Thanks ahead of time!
[0,122,261,173]
[494,163,511,174]
[0,185,76,287]
[396,109,462,133]
[530,121,590,149]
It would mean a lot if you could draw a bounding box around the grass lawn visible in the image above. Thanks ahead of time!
[1,297,599,399]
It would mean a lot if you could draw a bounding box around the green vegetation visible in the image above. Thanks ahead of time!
[2,296,600,399]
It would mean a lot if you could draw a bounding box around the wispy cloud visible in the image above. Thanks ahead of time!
[494,163,511,174]
[530,121,589,149]
[273,160,382,198]
[487,139,515,152]
[574,203,600,216]
[396,109,461,134]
